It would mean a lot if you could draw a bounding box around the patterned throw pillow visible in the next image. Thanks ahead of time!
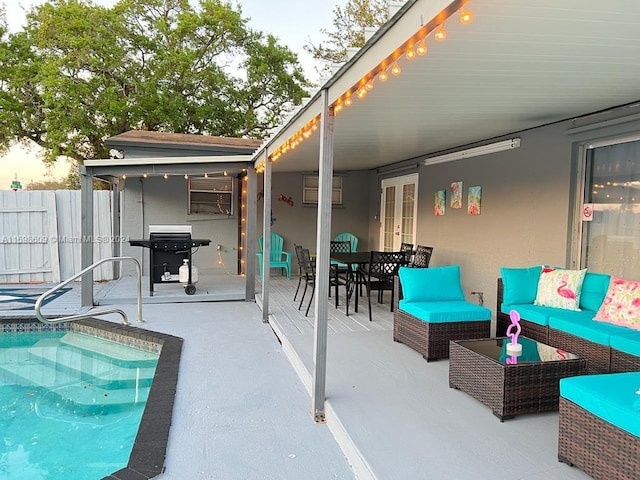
[594,277,640,331]
[534,268,587,311]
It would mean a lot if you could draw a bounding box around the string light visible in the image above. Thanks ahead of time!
[416,39,427,56]
[142,173,148,178]
[460,8,473,25]
[365,79,374,90]
[184,174,189,179]
[204,172,209,178]
[378,69,389,82]
[344,94,353,106]
[405,46,415,60]
[434,25,447,42]
[356,86,367,99]
[164,173,168,179]
[391,62,401,76]
[122,174,127,179]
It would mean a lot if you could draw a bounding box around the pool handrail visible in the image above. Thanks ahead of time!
[35,256,144,326]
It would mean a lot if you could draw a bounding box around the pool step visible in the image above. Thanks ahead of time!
[0,335,157,410]
[59,333,158,363]
[0,361,151,407]
[28,340,156,388]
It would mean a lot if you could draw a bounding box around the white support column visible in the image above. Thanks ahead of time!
[312,89,335,422]
[261,150,272,323]
[80,169,94,307]
[245,167,257,301]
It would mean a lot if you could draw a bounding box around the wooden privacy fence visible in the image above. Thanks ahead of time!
[0,190,114,283]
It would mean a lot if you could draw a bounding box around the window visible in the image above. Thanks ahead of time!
[188,177,234,215]
[303,175,343,205]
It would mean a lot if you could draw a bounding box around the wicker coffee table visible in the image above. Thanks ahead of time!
[449,337,587,421]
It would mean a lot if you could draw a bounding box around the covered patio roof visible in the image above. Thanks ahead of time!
[252,0,640,172]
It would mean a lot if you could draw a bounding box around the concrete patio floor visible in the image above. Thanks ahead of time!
[1,275,593,479]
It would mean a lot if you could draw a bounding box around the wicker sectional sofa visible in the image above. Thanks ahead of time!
[498,266,640,480]
[497,270,640,374]
[393,265,491,361]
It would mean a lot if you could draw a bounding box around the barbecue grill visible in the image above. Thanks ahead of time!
[129,225,211,296]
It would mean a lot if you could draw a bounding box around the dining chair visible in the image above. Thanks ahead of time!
[358,251,407,322]
[333,232,358,253]
[329,240,351,307]
[257,232,292,279]
[411,245,434,268]
[400,242,414,263]
[293,244,305,302]
[297,247,316,316]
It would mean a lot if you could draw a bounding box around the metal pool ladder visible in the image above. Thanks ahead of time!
[35,256,144,326]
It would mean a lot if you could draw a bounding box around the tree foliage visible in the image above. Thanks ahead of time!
[305,0,389,76]
[0,0,310,166]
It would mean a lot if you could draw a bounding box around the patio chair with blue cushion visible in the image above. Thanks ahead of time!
[257,232,292,279]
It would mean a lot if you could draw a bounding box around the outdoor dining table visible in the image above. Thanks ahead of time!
[329,251,371,316]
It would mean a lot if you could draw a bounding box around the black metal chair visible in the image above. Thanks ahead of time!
[358,251,407,322]
[329,240,351,307]
[297,247,316,316]
[400,242,414,263]
[293,244,305,302]
[411,245,433,268]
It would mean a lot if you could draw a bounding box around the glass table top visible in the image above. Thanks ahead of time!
[454,337,581,365]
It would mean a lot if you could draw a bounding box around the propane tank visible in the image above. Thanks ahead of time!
[179,259,198,284]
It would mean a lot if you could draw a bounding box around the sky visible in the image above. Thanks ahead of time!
[0,0,343,189]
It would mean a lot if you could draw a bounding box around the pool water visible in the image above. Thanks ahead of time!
[0,331,159,480]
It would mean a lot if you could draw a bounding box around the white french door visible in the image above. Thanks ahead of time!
[380,173,418,251]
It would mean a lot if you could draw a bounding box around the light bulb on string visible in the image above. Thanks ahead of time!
[344,95,353,106]
[365,79,374,90]
[391,62,401,76]
[434,24,447,42]
[405,46,415,60]
[460,8,473,25]
[142,173,148,178]
[164,173,168,179]
[416,39,427,56]
[204,172,208,178]
[184,174,189,179]
[378,69,389,82]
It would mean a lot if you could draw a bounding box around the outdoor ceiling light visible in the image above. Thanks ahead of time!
[423,138,521,166]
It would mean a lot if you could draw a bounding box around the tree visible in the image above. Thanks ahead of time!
[305,0,389,77]
[0,0,310,168]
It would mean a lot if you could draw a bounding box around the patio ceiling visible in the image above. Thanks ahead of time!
[256,0,640,173]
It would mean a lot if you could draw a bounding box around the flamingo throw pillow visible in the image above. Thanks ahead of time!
[594,277,640,330]
[534,268,587,311]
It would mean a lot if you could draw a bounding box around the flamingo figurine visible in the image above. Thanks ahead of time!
[506,310,522,364]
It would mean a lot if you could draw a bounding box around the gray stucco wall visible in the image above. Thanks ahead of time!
[120,176,240,275]
[256,171,371,264]
[404,112,640,328]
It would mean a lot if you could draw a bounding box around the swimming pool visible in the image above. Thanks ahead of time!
[0,318,182,480]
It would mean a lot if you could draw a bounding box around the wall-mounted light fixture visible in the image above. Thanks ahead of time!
[423,138,521,166]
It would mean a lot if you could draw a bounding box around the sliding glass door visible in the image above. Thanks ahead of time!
[580,138,640,279]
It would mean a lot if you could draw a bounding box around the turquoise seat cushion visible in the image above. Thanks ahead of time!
[500,266,542,305]
[549,314,623,346]
[610,333,640,357]
[499,303,572,326]
[398,300,491,323]
[398,265,464,302]
[560,372,640,438]
[579,272,611,312]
